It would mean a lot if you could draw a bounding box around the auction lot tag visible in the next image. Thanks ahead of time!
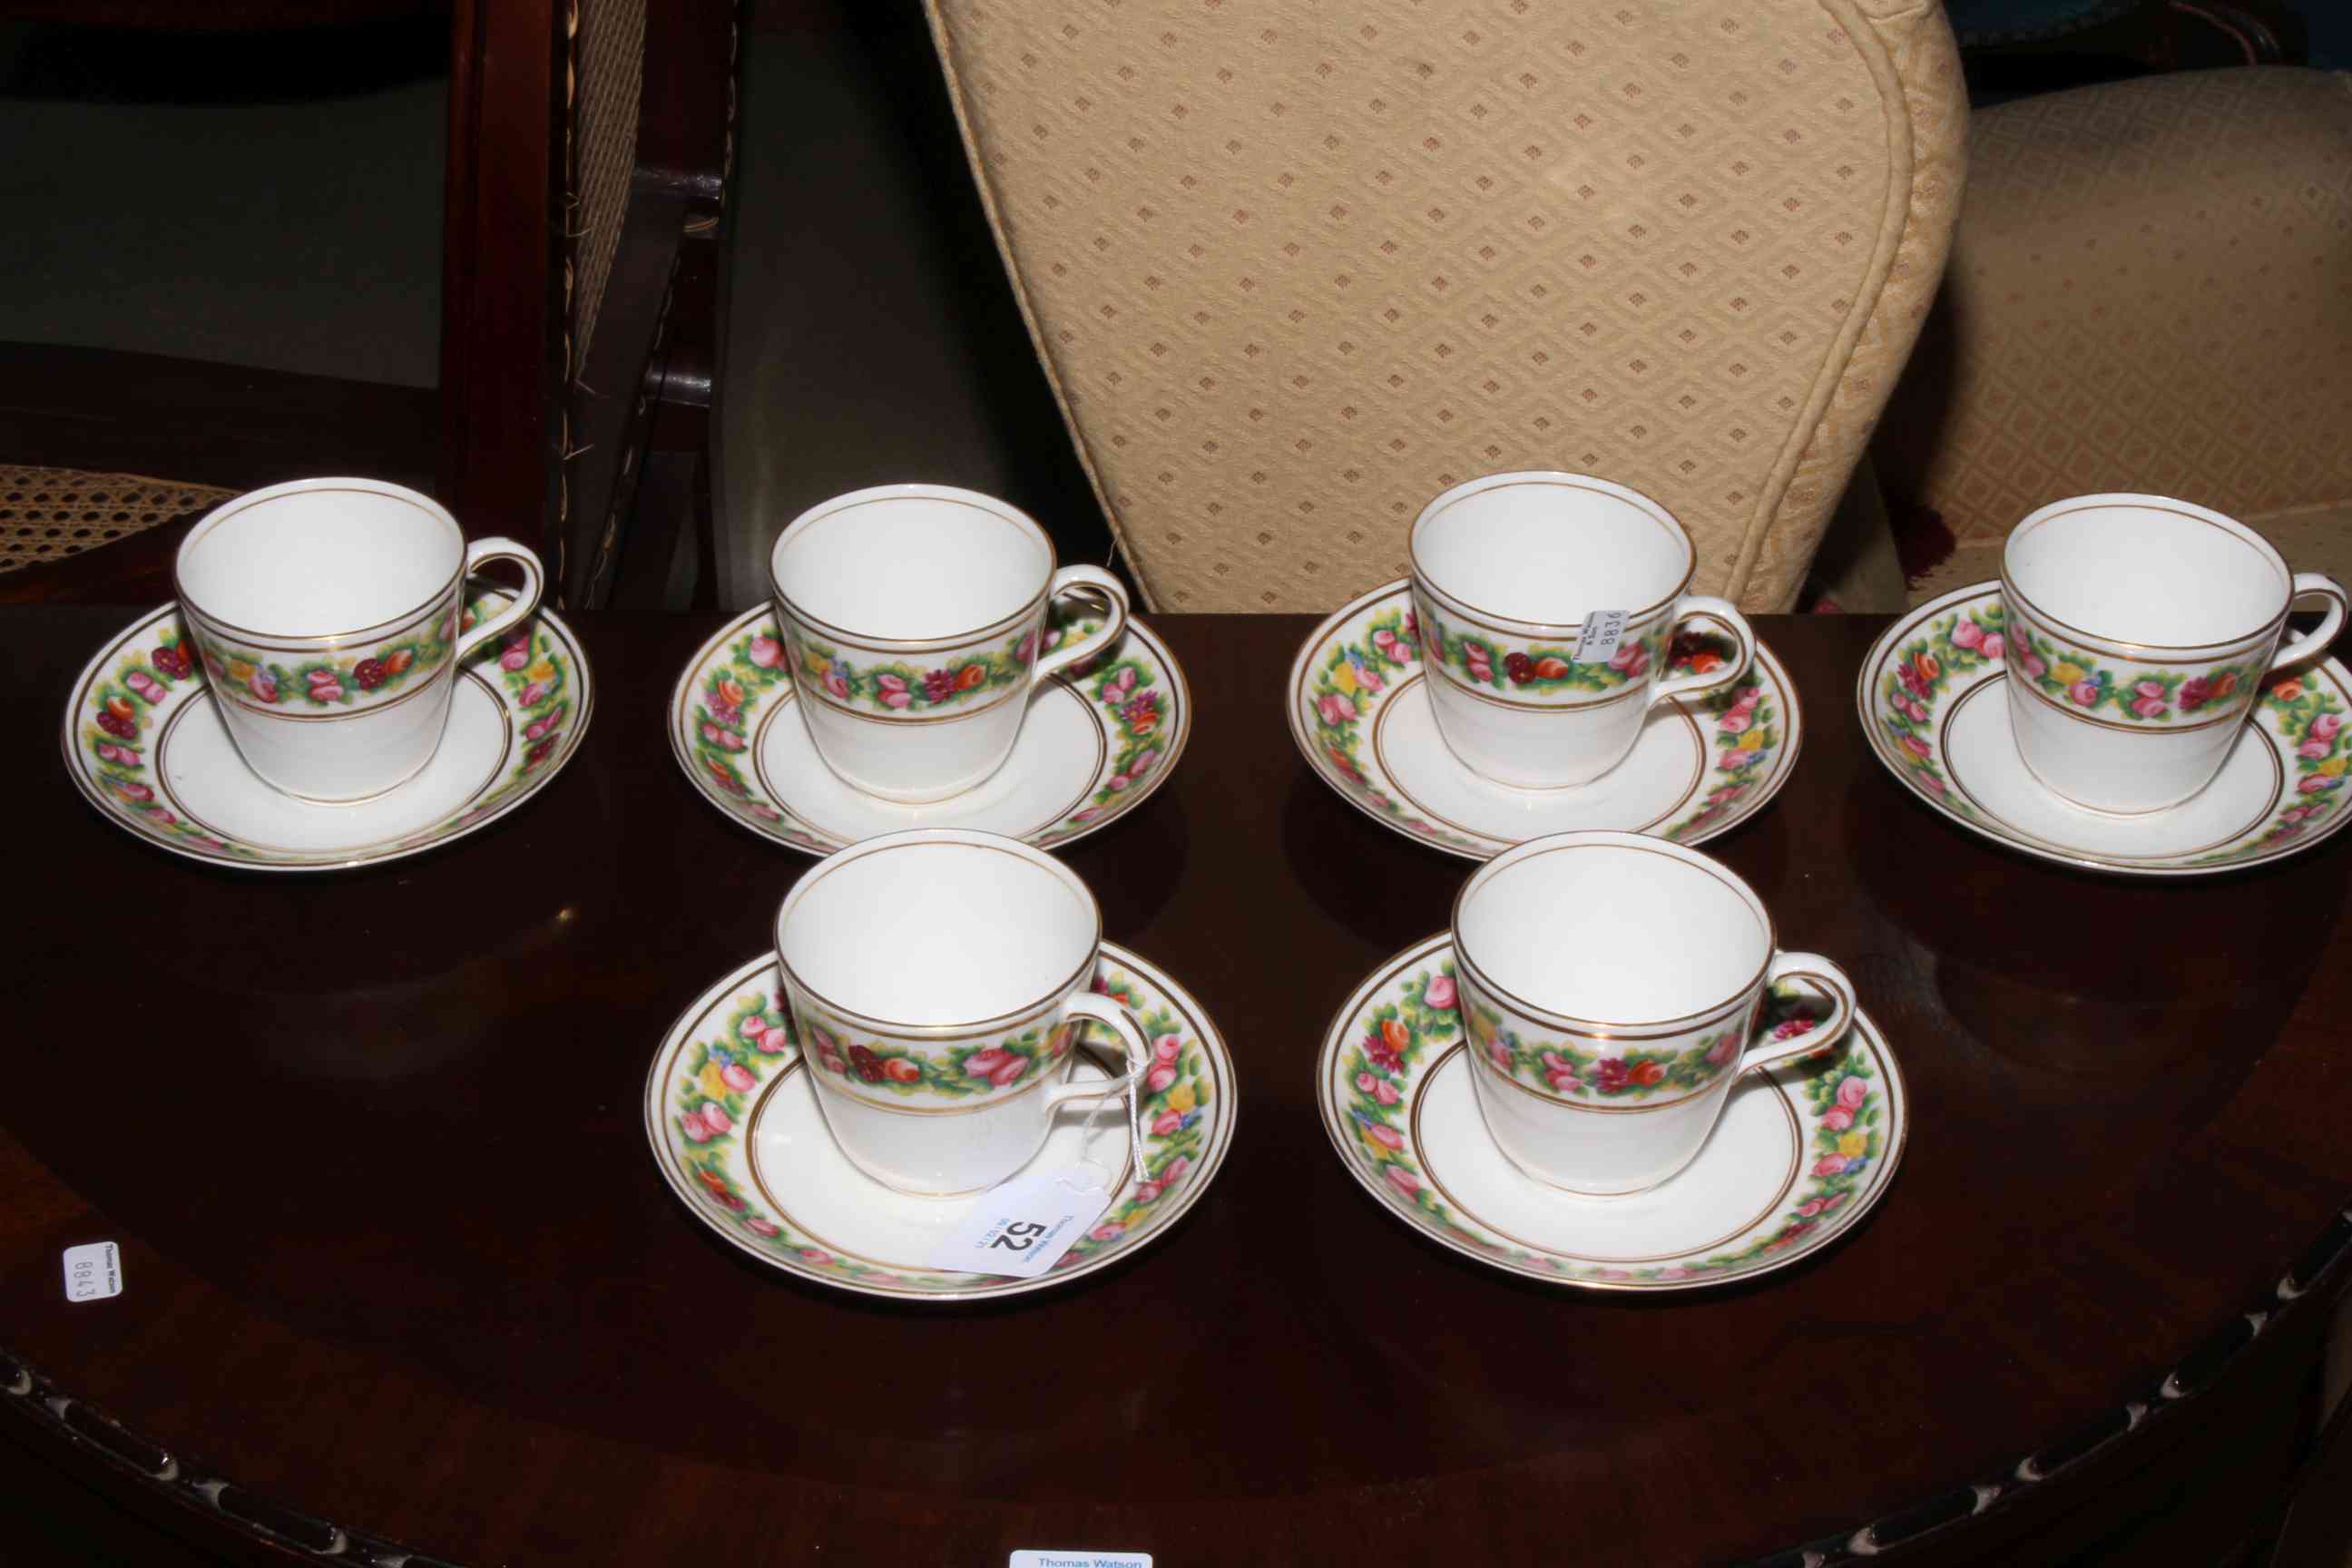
[926,1163,1114,1279]
[1011,1553,1152,1568]
[1577,608,1630,664]
[63,1241,122,1302]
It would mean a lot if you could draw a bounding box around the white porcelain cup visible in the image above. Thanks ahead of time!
[1452,830,1857,1196]
[768,485,1132,802]
[774,828,1152,1196]
[2001,495,2347,815]
[1409,473,1758,789]
[173,477,545,802]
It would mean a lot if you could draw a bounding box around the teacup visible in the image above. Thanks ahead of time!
[1451,830,1856,1196]
[774,828,1150,1196]
[2001,494,2347,815]
[769,485,1132,802]
[1409,473,1759,789]
[173,477,545,802]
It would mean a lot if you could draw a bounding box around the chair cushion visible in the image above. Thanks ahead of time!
[926,0,1967,610]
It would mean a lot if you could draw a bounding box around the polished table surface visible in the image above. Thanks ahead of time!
[5,606,2350,1566]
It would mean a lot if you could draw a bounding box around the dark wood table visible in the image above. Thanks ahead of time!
[4,608,2348,1565]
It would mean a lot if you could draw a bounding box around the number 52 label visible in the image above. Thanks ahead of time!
[924,1164,1116,1279]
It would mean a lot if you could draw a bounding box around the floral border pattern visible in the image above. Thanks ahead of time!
[2004,605,2263,725]
[1331,941,1894,1288]
[2195,671,2346,859]
[780,623,1036,716]
[1416,603,1667,698]
[1295,583,1792,858]
[661,959,1224,1296]
[791,1012,1079,1102]
[1874,602,2007,817]
[191,607,454,712]
[72,591,586,867]
[677,602,1183,855]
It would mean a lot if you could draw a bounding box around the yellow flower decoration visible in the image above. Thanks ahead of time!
[2319,756,2347,778]
[1166,1082,1196,1116]
[1836,1129,1869,1158]
[699,1063,731,1102]
[2053,662,2084,685]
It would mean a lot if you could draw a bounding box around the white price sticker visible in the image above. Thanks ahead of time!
[1011,1553,1152,1568]
[926,1162,1116,1279]
[1577,608,1630,664]
[63,1241,122,1303]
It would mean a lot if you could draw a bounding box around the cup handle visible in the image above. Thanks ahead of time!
[1043,991,1152,1179]
[2269,573,2348,671]
[1030,565,1133,689]
[1646,594,1759,710]
[451,538,549,662]
[1734,952,1858,1076]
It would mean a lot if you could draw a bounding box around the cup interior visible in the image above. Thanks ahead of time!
[1413,475,1690,625]
[2006,499,2288,646]
[771,490,1051,642]
[779,837,1096,1025]
[1458,840,1767,1024]
[178,484,460,636]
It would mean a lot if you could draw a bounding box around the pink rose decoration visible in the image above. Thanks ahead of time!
[746,1218,780,1237]
[1424,975,1456,1010]
[1949,618,1983,651]
[1162,1155,1192,1186]
[500,645,530,671]
[1836,1076,1868,1109]
[1129,749,1161,777]
[2068,680,2101,707]
[1719,710,1751,735]
[965,1048,1013,1081]
[1152,1111,1182,1135]
[1106,773,1132,792]
[1918,772,1946,795]
[1153,1034,1183,1063]
[989,1055,1026,1088]
[1982,633,2005,660]
[1374,1080,1401,1106]
[1015,631,1038,664]
[1383,1165,1420,1198]
[749,635,783,667]
[1797,1199,1827,1218]
[2132,694,2166,719]
[720,1063,756,1093]
[701,1102,733,1134]
[680,1111,713,1142]
[1772,1017,1816,1041]
[1706,1034,1738,1066]
[1356,1072,1377,1094]
[2019,650,2047,679]
[152,809,176,826]
[1819,1107,1853,1132]
[1318,692,1357,726]
[1720,750,1760,770]
[881,690,911,710]
[520,680,551,708]
[249,671,279,703]
[1609,641,1649,677]
[1147,1063,1179,1093]
[798,1249,831,1264]
[1072,807,1102,822]
[525,712,564,742]
[2299,775,2340,794]
[1905,698,1930,723]
[2314,712,2343,741]
[2298,739,2329,760]
[1812,1155,1849,1178]
[1089,1222,1124,1242]
[113,779,153,802]
[1367,1123,1404,1152]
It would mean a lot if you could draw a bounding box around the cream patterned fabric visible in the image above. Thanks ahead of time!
[1877,68,2352,568]
[573,0,647,376]
[925,0,1966,611]
[0,466,235,574]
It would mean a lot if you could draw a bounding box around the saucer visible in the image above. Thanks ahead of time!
[671,601,1190,855]
[1288,579,1803,859]
[643,942,1236,1301]
[62,587,592,872]
[1318,933,1906,1291]
[1859,583,2351,876]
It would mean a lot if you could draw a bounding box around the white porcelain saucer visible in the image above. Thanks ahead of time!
[1288,579,1803,859]
[671,601,1189,854]
[61,587,592,872]
[644,943,1236,1302]
[1318,933,1906,1291]
[1859,583,2351,876]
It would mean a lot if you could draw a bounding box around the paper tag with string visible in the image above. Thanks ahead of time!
[925,1042,1144,1280]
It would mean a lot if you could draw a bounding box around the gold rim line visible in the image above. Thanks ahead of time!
[1942,680,2280,858]
[1420,1044,1801,1259]
[652,946,1225,1299]
[769,493,1063,651]
[1464,1031,1743,1112]
[208,664,455,725]
[1407,477,1696,631]
[157,670,513,855]
[1451,839,1778,1032]
[2002,500,2292,657]
[2000,586,2281,669]
[1421,661,1658,713]
[2002,666,2254,733]
[186,589,454,660]
[1371,673,1703,843]
[175,483,470,644]
[776,838,1102,1039]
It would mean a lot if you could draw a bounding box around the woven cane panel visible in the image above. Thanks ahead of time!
[926,0,1965,611]
[1878,68,2352,554]
[0,466,235,574]
[574,0,647,373]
